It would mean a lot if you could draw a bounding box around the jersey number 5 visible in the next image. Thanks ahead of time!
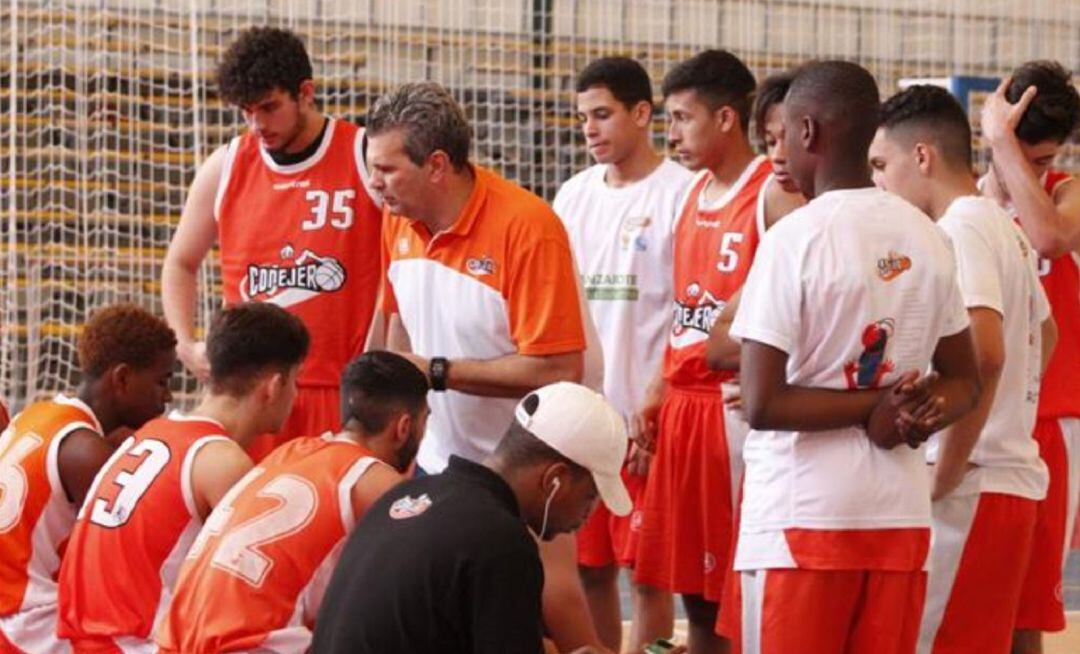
[303,189,355,231]
[717,232,744,273]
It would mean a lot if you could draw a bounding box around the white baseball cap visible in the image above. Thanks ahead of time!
[514,382,632,516]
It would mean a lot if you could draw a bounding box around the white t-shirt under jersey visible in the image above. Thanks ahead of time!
[925,196,1050,500]
[554,159,693,417]
[730,187,970,571]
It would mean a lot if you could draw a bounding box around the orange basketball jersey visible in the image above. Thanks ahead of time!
[1034,170,1080,419]
[664,156,772,391]
[156,435,382,654]
[215,119,382,388]
[0,396,100,647]
[57,413,229,651]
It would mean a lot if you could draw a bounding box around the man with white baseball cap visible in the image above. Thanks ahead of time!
[313,382,632,654]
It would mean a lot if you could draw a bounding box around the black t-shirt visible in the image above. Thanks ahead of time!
[312,456,545,654]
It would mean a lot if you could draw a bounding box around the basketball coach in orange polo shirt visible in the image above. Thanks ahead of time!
[366,81,610,654]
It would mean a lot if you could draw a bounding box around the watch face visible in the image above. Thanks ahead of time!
[430,358,449,391]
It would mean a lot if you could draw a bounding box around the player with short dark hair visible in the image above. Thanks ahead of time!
[725,61,980,653]
[163,25,384,462]
[979,60,1080,653]
[555,55,690,652]
[632,51,801,654]
[157,351,429,653]
[58,302,309,652]
[0,304,176,654]
[871,83,1057,654]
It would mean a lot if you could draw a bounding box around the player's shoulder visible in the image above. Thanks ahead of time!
[556,163,604,198]
[482,170,567,241]
[137,412,228,445]
[939,195,1011,239]
[646,159,695,200]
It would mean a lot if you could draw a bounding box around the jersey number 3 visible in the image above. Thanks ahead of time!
[303,189,355,231]
[89,439,171,528]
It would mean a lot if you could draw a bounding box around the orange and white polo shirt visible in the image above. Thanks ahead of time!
[382,166,591,471]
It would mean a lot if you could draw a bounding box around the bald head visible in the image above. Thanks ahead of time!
[782,61,881,196]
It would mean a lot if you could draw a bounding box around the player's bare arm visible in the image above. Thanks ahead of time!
[630,369,665,454]
[56,428,116,506]
[1040,315,1058,377]
[893,329,982,442]
[539,535,610,654]
[930,308,1005,500]
[762,181,805,230]
[191,439,255,520]
[162,145,228,381]
[741,339,917,433]
[705,289,742,371]
[402,351,584,399]
[386,313,413,353]
[349,462,404,519]
[982,79,1080,257]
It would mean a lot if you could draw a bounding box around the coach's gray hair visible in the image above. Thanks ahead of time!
[366,82,472,170]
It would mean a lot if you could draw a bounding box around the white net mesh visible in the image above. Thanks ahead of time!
[3,0,1080,409]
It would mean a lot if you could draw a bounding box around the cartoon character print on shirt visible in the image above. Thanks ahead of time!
[670,281,725,349]
[844,318,896,389]
[619,215,651,252]
[241,243,347,308]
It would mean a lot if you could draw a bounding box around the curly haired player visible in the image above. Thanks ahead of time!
[162,26,384,462]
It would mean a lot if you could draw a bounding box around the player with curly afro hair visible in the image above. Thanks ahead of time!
[0,303,175,653]
[216,26,313,108]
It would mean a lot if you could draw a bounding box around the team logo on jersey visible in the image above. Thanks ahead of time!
[389,494,433,520]
[619,215,651,251]
[703,551,717,574]
[843,319,895,389]
[670,282,725,348]
[466,256,496,276]
[240,245,347,307]
[876,251,911,281]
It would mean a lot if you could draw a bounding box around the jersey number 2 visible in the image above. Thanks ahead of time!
[303,190,355,231]
[200,470,318,588]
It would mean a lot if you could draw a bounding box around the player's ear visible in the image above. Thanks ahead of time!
[297,79,316,109]
[914,143,932,175]
[262,370,285,402]
[106,362,134,394]
[426,150,452,182]
[392,410,412,445]
[715,105,737,133]
[800,115,817,151]
[632,100,652,128]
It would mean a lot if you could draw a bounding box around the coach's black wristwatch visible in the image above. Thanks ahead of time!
[429,357,450,392]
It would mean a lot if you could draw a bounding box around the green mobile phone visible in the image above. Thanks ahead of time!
[643,638,676,653]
